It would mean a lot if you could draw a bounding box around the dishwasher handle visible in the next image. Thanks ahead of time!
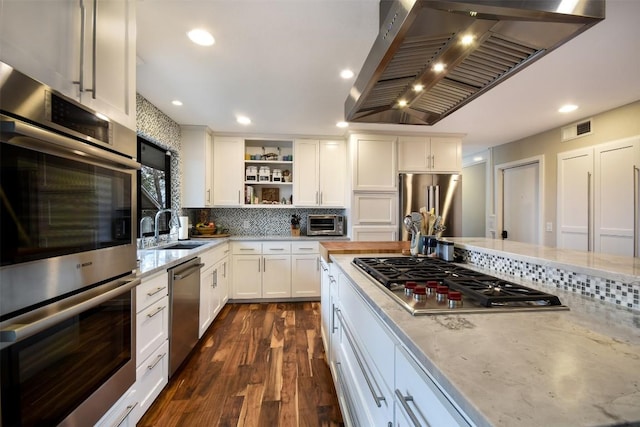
[173,262,205,280]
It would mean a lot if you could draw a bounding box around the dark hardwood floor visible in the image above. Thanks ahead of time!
[137,302,344,427]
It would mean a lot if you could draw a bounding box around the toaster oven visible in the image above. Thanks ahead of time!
[307,215,345,236]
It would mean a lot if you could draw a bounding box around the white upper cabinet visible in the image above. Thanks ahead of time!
[0,0,136,130]
[294,139,346,207]
[181,126,214,207]
[213,136,244,206]
[398,136,461,173]
[351,134,398,192]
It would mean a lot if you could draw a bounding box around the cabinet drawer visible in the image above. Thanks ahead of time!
[135,340,169,422]
[338,274,395,390]
[232,241,262,254]
[395,345,471,427]
[263,241,291,253]
[291,241,319,254]
[136,295,169,367]
[136,272,168,312]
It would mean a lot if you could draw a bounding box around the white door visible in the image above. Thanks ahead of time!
[557,148,593,250]
[213,137,244,206]
[502,163,539,244]
[231,255,261,299]
[594,137,640,256]
[262,255,291,298]
[319,140,346,207]
[293,139,319,206]
[291,255,320,297]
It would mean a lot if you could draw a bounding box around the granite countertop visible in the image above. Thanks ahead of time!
[331,254,640,427]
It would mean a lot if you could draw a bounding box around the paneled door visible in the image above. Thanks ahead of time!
[557,148,593,251]
[593,137,640,256]
[501,162,540,245]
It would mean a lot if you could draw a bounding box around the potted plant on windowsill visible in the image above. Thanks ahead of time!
[291,214,301,236]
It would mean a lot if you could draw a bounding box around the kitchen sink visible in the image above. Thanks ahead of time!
[156,242,206,250]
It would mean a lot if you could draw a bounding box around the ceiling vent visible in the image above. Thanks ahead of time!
[561,119,593,141]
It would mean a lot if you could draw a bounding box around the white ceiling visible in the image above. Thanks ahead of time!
[136,0,640,157]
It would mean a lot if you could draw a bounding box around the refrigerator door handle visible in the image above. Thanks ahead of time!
[435,185,440,216]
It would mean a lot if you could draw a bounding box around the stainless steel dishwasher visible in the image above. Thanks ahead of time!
[168,257,204,377]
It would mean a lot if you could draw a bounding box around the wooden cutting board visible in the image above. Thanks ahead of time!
[320,241,409,262]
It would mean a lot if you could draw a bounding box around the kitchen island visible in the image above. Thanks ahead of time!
[321,240,640,426]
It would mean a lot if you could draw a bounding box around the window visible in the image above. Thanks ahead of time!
[138,137,172,237]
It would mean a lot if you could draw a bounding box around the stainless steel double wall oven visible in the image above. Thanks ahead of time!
[0,62,140,426]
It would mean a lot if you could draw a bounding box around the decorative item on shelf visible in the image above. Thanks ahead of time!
[258,166,270,181]
[283,169,291,182]
[262,187,280,203]
[263,152,278,161]
[246,166,258,181]
[291,214,301,236]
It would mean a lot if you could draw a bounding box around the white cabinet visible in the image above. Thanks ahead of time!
[213,136,245,206]
[199,243,229,337]
[325,266,474,427]
[398,136,462,172]
[395,345,471,427]
[351,226,398,242]
[294,139,346,207]
[94,386,138,427]
[0,0,136,130]
[291,241,320,297]
[333,273,394,426]
[352,193,397,225]
[231,241,292,299]
[350,134,398,192]
[133,271,169,424]
[557,136,640,256]
[182,126,214,207]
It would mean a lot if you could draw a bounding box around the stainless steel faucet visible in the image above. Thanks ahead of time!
[154,209,181,244]
[139,216,153,249]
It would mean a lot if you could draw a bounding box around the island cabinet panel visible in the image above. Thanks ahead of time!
[325,266,475,427]
[395,345,471,427]
[333,273,394,425]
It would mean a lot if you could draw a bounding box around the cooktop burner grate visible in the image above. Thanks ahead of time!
[352,257,565,310]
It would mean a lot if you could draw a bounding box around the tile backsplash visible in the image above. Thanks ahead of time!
[458,248,640,312]
[185,208,346,236]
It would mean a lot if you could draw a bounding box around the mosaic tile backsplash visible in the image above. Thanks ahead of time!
[458,248,640,312]
[184,208,347,236]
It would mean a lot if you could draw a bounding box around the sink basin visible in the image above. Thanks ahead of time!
[155,242,206,250]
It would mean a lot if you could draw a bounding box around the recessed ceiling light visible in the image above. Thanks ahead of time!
[461,34,475,46]
[413,84,424,92]
[336,121,348,128]
[558,104,578,113]
[398,99,408,107]
[172,100,183,106]
[433,63,445,73]
[340,69,354,79]
[187,29,214,46]
[237,116,251,125]
[473,156,483,162]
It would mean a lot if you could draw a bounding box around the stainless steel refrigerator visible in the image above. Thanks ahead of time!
[399,173,462,241]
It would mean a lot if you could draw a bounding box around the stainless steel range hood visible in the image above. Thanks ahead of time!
[345,0,605,125]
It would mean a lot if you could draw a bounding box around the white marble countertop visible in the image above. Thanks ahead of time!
[450,237,640,283]
[137,235,349,277]
[330,254,640,427]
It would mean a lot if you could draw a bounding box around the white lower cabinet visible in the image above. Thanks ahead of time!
[94,386,138,427]
[395,345,471,427]
[231,241,322,299]
[199,243,230,337]
[325,266,475,427]
[291,241,320,297]
[135,340,170,421]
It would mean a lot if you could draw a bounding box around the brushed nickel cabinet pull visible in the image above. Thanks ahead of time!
[146,305,166,318]
[395,389,426,427]
[146,286,166,297]
[147,352,166,370]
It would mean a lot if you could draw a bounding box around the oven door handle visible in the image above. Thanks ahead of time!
[0,277,140,344]
[1,118,140,170]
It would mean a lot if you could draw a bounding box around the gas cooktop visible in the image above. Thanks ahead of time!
[352,257,568,316]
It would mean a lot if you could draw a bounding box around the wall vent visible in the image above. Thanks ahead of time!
[561,118,593,142]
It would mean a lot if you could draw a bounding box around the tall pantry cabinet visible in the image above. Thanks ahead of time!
[0,0,137,130]
[557,136,640,256]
